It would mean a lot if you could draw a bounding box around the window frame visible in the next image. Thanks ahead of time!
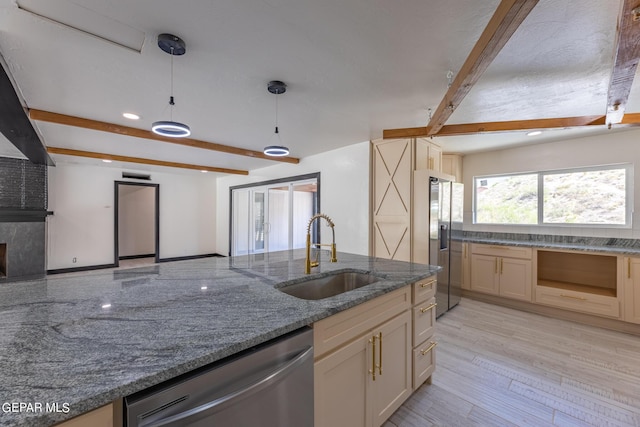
[473,163,633,228]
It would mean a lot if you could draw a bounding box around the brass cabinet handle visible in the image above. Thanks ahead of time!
[370,335,377,381]
[495,258,498,274]
[463,244,467,259]
[560,294,587,301]
[628,258,631,279]
[420,303,437,313]
[420,341,438,356]
[500,258,504,274]
[420,280,436,288]
[378,332,383,376]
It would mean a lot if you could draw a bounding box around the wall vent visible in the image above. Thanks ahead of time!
[122,172,151,181]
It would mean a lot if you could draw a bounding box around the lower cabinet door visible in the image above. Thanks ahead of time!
[470,254,500,295]
[413,339,437,389]
[625,257,640,324]
[499,257,532,301]
[315,334,370,427]
[371,311,412,427]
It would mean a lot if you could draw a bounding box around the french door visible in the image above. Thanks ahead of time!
[231,177,318,256]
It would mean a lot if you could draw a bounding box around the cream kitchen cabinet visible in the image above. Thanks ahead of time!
[54,404,114,427]
[370,137,443,262]
[622,257,640,324]
[417,137,442,171]
[441,153,463,182]
[461,242,471,290]
[314,286,412,427]
[411,277,437,389]
[535,249,620,318]
[470,244,532,301]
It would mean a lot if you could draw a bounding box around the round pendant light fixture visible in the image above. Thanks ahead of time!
[152,34,191,138]
[264,80,290,157]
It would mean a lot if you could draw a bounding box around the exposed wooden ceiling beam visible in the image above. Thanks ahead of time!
[426,0,539,136]
[435,116,607,136]
[606,0,640,125]
[383,113,640,139]
[29,109,300,164]
[47,147,249,175]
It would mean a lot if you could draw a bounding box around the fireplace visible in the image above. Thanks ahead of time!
[0,243,5,278]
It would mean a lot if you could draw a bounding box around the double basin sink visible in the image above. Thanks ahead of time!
[277,271,381,300]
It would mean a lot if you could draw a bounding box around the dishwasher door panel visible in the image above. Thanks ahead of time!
[125,327,313,427]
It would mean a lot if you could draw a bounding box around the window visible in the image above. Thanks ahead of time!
[474,164,632,227]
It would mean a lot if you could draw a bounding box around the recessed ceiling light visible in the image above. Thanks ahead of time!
[201,170,208,173]
[101,303,112,309]
[123,112,140,120]
[102,159,113,163]
[527,131,542,136]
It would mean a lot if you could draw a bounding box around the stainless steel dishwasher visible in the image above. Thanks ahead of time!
[125,327,313,426]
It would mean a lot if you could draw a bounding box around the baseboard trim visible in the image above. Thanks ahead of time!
[47,263,117,275]
[119,254,155,260]
[158,253,225,263]
[47,254,226,275]
[462,290,640,336]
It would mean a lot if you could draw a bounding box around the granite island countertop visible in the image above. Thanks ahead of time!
[0,250,438,426]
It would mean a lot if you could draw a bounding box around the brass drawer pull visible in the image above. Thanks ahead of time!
[420,303,437,313]
[420,341,438,355]
[370,335,377,381]
[420,280,436,288]
[378,332,383,376]
[560,294,587,301]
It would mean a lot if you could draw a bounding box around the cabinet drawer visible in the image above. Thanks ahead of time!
[413,276,436,304]
[471,243,532,260]
[413,340,437,389]
[535,285,620,318]
[314,286,411,358]
[413,297,436,346]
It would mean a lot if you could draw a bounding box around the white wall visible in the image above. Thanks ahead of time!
[47,163,217,270]
[216,141,370,256]
[118,185,156,257]
[462,128,640,238]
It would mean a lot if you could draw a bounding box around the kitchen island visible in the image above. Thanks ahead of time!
[0,250,438,426]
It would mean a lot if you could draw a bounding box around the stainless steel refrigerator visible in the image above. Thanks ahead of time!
[428,174,464,318]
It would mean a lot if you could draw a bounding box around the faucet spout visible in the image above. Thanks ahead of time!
[305,213,337,274]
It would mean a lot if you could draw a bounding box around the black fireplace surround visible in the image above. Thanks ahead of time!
[0,157,48,280]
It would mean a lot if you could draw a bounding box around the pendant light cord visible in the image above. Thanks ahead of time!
[274,91,279,134]
[169,46,175,121]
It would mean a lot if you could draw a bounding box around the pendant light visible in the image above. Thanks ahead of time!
[264,80,290,156]
[152,33,191,138]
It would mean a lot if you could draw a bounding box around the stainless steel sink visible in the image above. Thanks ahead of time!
[277,271,380,300]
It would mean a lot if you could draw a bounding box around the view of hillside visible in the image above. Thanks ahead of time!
[476,169,626,225]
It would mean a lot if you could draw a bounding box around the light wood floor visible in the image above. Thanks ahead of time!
[385,298,640,427]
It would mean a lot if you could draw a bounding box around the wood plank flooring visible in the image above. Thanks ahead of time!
[384,298,640,427]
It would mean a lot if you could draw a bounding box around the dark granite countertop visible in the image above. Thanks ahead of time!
[0,250,437,426]
[458,232,640,256]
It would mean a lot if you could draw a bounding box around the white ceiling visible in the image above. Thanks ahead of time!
[0,0,635,174]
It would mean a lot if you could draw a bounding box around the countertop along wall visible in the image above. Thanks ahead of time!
[216,141,370,256]
[47,162,217,270]
[462,128,640,239]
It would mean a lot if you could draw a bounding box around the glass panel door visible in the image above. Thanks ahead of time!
[267,186,289,252]
[292,181,316,249]
[253,190,266,252]
[231,176,318,256]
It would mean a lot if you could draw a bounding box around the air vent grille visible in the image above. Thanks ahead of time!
[122,172,151,180]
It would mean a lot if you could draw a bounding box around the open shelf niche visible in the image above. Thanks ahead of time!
[537,250,617,297]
